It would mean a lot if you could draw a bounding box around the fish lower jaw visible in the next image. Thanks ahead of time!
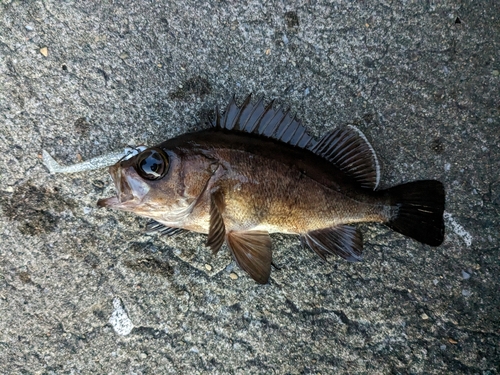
[97,195,140,209]
[97,196,120,208]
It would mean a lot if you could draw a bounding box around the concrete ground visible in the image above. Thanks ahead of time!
[0,0,498,373]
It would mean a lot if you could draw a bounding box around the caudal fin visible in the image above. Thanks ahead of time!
[384,180,445,246]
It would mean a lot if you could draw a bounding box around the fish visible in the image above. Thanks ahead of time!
[97,95,445,284]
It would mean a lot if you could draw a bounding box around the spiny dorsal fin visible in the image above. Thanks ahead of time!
[211,94,316,148]
[309,125,380,190]
[303,225,363,262]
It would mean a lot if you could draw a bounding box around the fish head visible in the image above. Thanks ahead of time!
[97,146,209,223]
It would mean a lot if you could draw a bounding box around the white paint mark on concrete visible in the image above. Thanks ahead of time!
[109,297,134,336]
[444,212,472,247]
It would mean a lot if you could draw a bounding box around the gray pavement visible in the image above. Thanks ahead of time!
[0,0,499,374]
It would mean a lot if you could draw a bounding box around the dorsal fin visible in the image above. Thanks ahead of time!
[309,125,380,190]
[211,94,316,148]
[212,95,380,189]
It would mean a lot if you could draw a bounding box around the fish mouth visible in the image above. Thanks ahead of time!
[96,196,120,208]
[97,164,150,209]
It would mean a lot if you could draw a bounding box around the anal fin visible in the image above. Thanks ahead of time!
[303,225,363,262]
[226,231,272,284]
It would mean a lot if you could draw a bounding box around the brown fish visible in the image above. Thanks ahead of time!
[98,95,445,284]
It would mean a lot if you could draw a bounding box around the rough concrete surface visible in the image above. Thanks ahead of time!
[0,0,499,374]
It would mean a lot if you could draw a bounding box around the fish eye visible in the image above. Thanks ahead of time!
[135,148,169,180]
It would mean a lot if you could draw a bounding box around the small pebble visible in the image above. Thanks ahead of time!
[461,270,470,280]
[421,313,429,320]
[229,273,238,280]
[440,344,446,350]
[492,70,499,76]
[204,264,212,271]
[25,25,34,31]
[462,289,471,297]
[40,47,48,57]
[140,353,147,359]
[448,338,458,344]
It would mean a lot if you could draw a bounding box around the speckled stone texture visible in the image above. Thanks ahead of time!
[0,1,499,374]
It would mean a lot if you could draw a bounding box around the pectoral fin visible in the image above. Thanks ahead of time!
[303,225,363,262]
[206,191,226,254]
[226,231,272,284]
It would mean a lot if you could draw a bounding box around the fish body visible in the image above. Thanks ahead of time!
[98,95,445,284]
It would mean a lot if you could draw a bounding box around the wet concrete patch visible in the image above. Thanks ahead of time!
[123,257,173,277]
[169,76,211,100]
[1,183,76,236]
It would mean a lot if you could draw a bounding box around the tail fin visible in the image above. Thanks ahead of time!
[384,180,445,246]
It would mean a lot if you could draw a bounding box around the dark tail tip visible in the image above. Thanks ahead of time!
[384,180,445,246]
